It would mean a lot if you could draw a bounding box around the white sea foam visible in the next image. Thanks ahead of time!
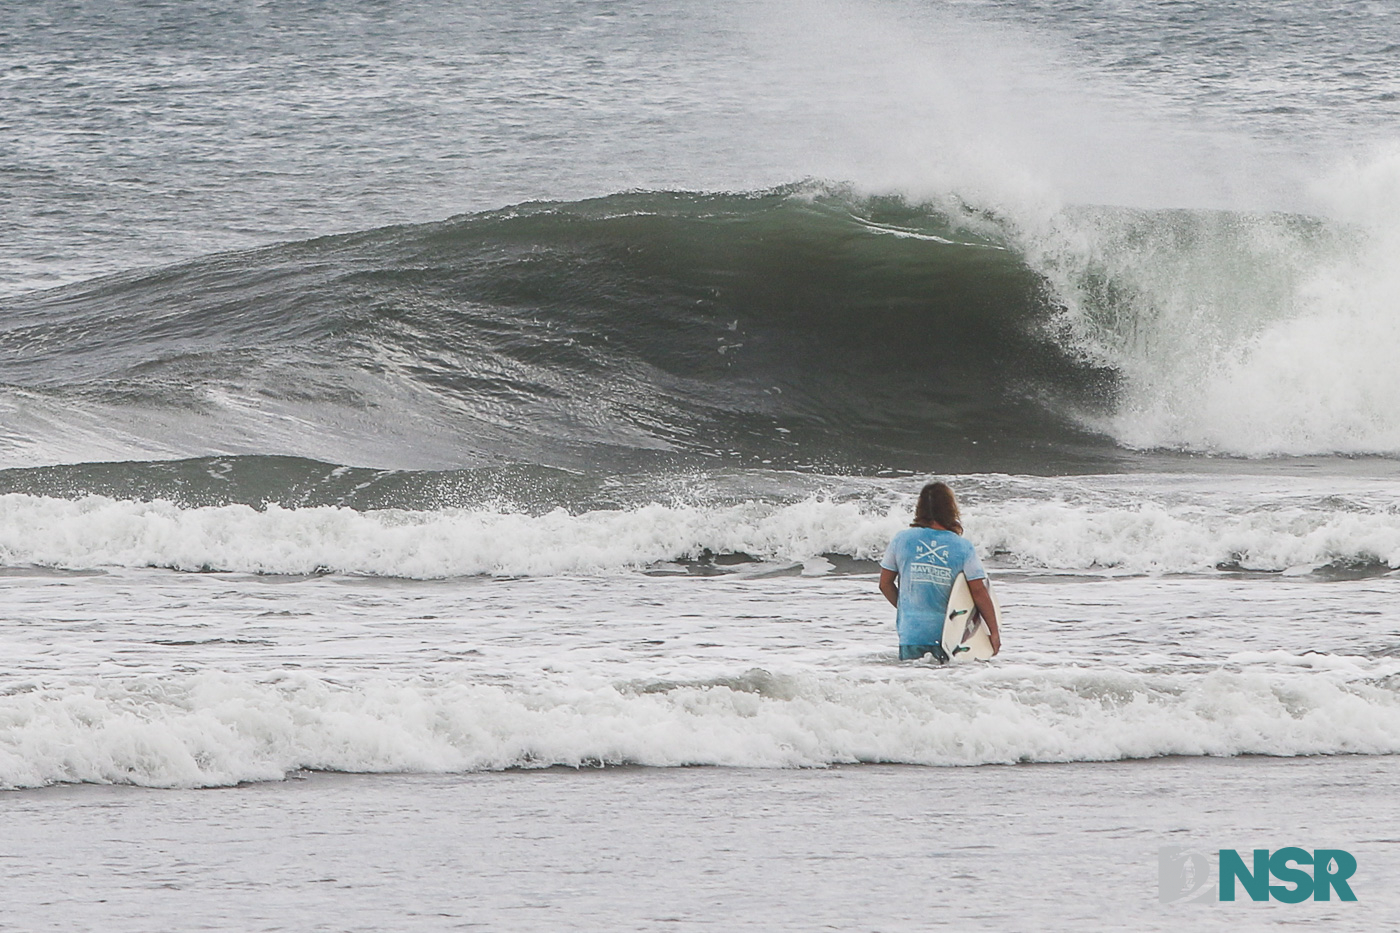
[976,499,1400,573]
[2,490,1399,578]
[0,493,899,578]
[1019,147,1400,458]
[3,665,1398,789]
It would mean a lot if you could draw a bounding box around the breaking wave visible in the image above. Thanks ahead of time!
[4,664,1399,789]
[3,476,1398,578]
[5,180,1398,481]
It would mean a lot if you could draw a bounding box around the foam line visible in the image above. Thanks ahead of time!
[4,667,1398,789]
[3,493,1398,578]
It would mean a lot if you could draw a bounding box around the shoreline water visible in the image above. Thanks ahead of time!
[5,758,1398,931]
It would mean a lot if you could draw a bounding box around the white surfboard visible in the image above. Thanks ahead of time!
[941,572,999,662]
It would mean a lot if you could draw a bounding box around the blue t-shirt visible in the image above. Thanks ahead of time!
[880,527,986,647]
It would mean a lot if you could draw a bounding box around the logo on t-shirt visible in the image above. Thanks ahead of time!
[910,562,953,585]
[915,541,951,564]
[910,539,954,585]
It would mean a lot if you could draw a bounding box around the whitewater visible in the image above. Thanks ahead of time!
[6,568,1400,788]
[4,0,1400,929]
[4,472,1400,578]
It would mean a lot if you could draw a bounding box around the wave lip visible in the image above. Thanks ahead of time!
[4,666,1398,789]
[1030,152,1400,459]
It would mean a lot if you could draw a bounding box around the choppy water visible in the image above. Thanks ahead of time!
[3,0,1400,928]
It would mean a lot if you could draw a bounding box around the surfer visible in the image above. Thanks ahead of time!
[879,481,1000,661]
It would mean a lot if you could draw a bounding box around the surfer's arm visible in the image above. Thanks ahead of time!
[879,568,899,607]
[968,577,1001,655]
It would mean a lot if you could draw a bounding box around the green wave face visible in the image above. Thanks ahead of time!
[7,183,1371,495]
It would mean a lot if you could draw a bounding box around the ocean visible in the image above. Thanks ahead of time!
[2,0,1399,929]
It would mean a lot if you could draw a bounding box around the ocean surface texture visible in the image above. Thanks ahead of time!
[3,1,1400,929]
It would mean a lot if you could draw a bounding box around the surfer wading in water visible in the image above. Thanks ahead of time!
[879,482,1001,661]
